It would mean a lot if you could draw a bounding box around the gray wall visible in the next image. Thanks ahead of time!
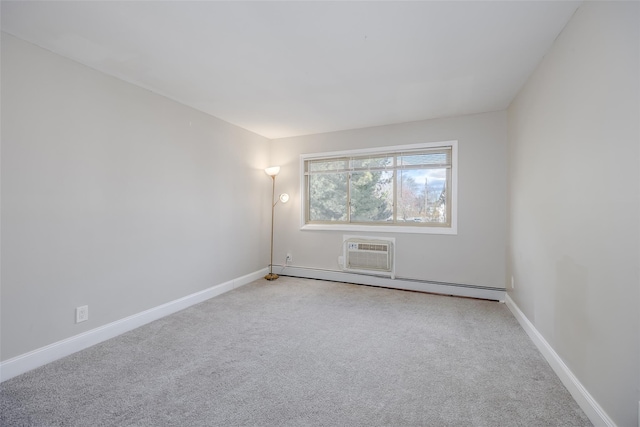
[270,111,508,288]
[507,2,639,426]
[1,34,271,361]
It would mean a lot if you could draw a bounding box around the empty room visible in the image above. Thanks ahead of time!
[1,1,638,426]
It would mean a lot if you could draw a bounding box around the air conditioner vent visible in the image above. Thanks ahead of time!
[357,243,387,252]
[343,236,395,279]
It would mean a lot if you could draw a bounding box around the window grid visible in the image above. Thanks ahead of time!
[304,146,453,228]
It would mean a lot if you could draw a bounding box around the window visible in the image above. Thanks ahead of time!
[301,141,457,234]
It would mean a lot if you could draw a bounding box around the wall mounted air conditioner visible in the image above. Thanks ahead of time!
[343,236,395,279]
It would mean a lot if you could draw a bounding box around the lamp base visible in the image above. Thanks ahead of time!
[264,273,279,281]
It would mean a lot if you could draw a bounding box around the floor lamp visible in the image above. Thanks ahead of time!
[264,166,289,281]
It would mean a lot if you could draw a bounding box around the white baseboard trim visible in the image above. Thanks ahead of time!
[504,294,615,427]
[0,268,267,383]
[277,265,505,301]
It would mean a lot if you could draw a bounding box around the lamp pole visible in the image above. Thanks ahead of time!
[266,173,278,280]
[264,166,288,281]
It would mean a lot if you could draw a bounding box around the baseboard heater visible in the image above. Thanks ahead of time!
[343,236,395,279]
[277,266,505,301]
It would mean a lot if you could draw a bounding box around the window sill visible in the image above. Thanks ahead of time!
[300,223,457,235]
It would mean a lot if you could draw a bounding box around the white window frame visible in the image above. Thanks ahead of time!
[300,141,458,235]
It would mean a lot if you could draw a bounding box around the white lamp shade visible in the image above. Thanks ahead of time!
[279,193,290,203]
[264,166,280,177]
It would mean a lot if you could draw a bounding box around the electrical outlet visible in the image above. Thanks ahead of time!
[511,276,515,289]
[338,255,344,266]
[76,305,88,323]
[286,253,292,264]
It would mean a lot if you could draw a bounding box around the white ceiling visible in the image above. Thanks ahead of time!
[1,1,580,139]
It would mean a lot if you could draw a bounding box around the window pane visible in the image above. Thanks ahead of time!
[351,156,393,171]
[398,150,450,168]
[308,173,348,221]
[350,170,393,222]
[308,159,348,172]
[397,168,447,223]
